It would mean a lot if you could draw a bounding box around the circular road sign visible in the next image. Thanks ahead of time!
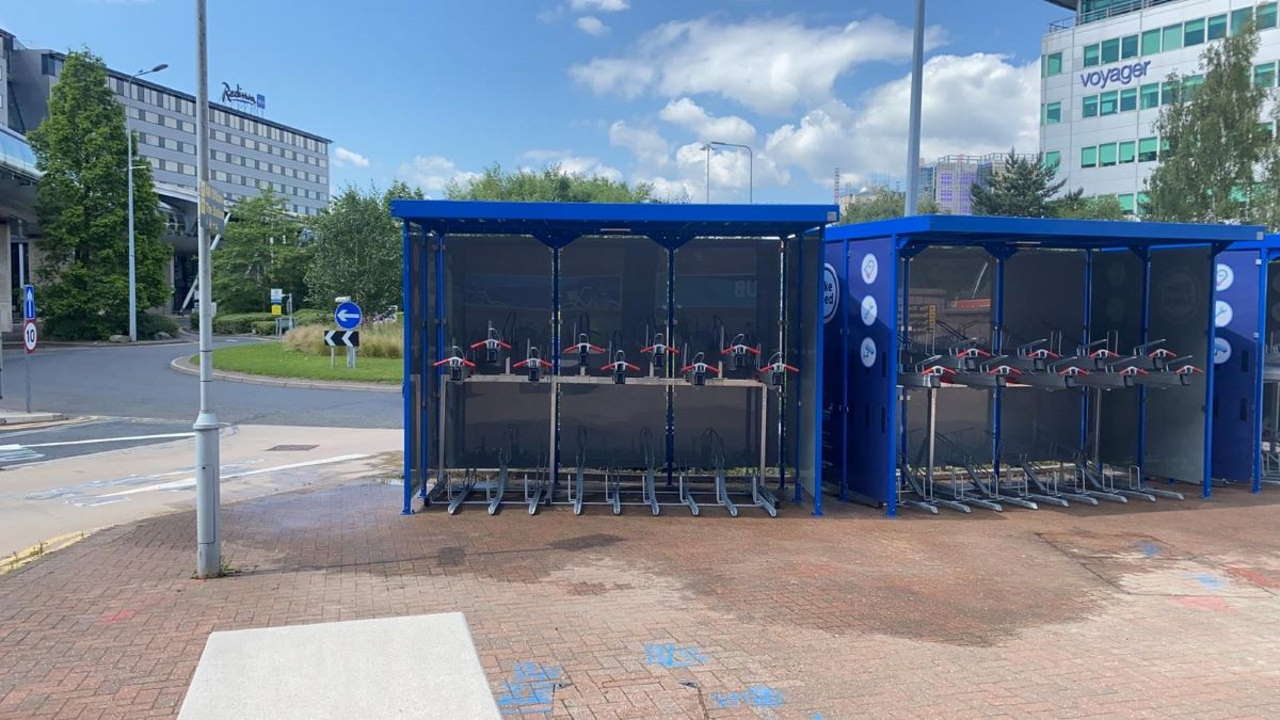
[334,301,363,330]
[23,320,37,353]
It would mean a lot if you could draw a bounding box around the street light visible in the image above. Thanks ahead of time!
[709,141,754,204]
[904,0,925,215]
[126,62,168,342]
[701,143,711,203]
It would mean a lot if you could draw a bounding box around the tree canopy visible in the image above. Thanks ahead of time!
[27,49,170,339]
[970,151,1068,218]
[840,187,941,223]
[447,164,655,202]
[212,190,310,313]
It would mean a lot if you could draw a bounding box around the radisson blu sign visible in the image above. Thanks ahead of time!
[220,82,266,111]
[1079,60,1152,90]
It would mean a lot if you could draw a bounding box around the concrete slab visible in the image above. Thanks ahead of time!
[178,613,501,720]
[0,409,65,426]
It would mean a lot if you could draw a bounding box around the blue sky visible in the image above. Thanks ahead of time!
[3,0,1067,203]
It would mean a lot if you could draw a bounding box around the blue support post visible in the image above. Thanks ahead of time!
[899,254,911,491]
[667,247,677,487]
[401,221,415,515]
[780,235,791,495]
[552,246,562,482]
[811,229,826,516]
[883,234,901,518]
[1253,251,1270,493]
[838,237,850,502]
[1136,250,1151,471]
[418,229,431,501]
[1202,249,1219,499]
[991,254,1005,478]
[435,232,447,487]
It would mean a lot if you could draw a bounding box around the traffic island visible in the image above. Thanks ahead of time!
[170,342,399,391]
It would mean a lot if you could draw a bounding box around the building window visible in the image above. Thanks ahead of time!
[1161,80,1180,105]
[1099,143,1118,167]
[1082,146,1098,168]
[1137,192,1149,215]
[1043,53,1063,78]
[1163,23,1183,51]
[1043,102,1062,124]
[1261,3,1279,31]
[1256,62,1277,88]
[1101,38,1120,64]
[1182,74,1204,99]
[1044,151,1061,171]
[1140,82,1160,109]
[1099,90,1118,115]
[1117,194,1135,215]
[1142,28,1162,55]
[1232,8,1254,35]
[1119,88,1137,112]
[1118,140,1136,164]
[1138,137,1158,162]
[1120,34,1139,59]
[1184,18,1205,46]
[1207,14,1227,41]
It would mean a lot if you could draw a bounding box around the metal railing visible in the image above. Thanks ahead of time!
[1048,0,1187,33]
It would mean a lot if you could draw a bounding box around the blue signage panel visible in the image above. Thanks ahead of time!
[334,301,363,330]
[1211,250,1261,483]
[22,285,34,320]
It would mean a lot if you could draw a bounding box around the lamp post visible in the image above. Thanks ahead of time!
[709,141,753,204]
[126,62,168,342]
[904,0,926,216]
[701,143,711,203]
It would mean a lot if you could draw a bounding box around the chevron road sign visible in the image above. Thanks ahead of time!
[324,330,360,347]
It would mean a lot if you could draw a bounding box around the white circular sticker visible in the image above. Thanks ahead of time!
[860,253,879,285]
[860,295,878,326]
[1214,337,1232,365]
[1215,300,1233,328]
[822,263,840,324]
[1216,263,1235,292]
[860,337,877,368]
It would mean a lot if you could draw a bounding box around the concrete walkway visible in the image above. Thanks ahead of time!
[0,409,65,426]
[3,482,1280,719]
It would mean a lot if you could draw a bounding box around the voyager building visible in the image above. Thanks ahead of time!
[1039,0,1280,215]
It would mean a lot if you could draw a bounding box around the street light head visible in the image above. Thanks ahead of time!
[151,63,169,72]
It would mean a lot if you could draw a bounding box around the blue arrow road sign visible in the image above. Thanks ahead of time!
[334,301,362,330]
[22,285,34,320]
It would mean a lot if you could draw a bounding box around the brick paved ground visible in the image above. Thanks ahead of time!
[3,481,1280,719]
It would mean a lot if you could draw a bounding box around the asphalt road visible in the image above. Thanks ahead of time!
[0,338,401,428]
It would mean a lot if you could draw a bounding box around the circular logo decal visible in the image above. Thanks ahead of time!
[860,337,877,368]
[1216,263,1235,292]
[1215,300,1233,328]
[860,295,878,326]
[860,253,879,285]
[822,263,840,324]
[1214,337,1232,365]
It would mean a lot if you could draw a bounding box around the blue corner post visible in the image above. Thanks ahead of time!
[810,229,826,516]
[1253,250,1270,493]
[883,234,902,518]
[989,250,1008,479]
[401,220,415,515]
[419,229,431,502]
[1136,248,1151,472]
[1080,250,1093,458]
[1202,248,1219,499]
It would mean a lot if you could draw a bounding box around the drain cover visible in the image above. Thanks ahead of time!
[266,444,318,452]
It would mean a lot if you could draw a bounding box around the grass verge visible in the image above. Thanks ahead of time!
[199,341,402,384]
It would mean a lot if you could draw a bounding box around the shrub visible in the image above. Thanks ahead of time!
[137,312,179,339]
[200,312,276,335]
[250,320,278,335]
[283,320,402,358]
[292,308,329,326]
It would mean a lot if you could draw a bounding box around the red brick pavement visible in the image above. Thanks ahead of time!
[3,481,1280,719]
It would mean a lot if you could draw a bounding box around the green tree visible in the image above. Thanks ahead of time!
[840,186,941,224]
[27,50,170,339]
[1146,26,1269,224]
[212,190,310,313]
[304,183,421,313]
[447,163,655,202]
[1051,190,1128,220]
[969,150,1068,218]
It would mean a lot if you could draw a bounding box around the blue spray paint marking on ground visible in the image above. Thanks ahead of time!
[710,685,784,709]
[1137,541,1161,558]
[644,643,708,668]
[495,662,562,717]
[1193,573,1226,591]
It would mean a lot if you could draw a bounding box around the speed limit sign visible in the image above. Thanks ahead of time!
[22,319,37,353]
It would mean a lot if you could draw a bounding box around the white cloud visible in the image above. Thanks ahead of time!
[570,0,629,11]
[523,149,623,181]
[575,16,609,36]
[658,97,756,145]
[332,146,370,169]
[765,53,1040,189]
[397,155,480,197]
[608,121,669,168]
[571,15,945,115]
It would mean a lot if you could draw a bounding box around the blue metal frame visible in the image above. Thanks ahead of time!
[393,201,837,515]
[401,220,415,515]
[1255,251,1270,493]
[1202,249,1218,498]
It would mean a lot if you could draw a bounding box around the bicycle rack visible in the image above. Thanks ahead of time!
[677,430,778,517]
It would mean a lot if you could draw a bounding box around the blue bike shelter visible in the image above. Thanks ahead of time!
[392,200,836,517]
[824,215,1264,517]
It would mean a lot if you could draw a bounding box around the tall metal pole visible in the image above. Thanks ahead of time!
[703,144,711,203]
[193,0,221,579]
[904,0,926,216]
[127,129,137,342]
[709,142,754,203]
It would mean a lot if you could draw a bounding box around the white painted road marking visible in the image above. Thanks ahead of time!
[100,454,373,497]
[0,431,196,451]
